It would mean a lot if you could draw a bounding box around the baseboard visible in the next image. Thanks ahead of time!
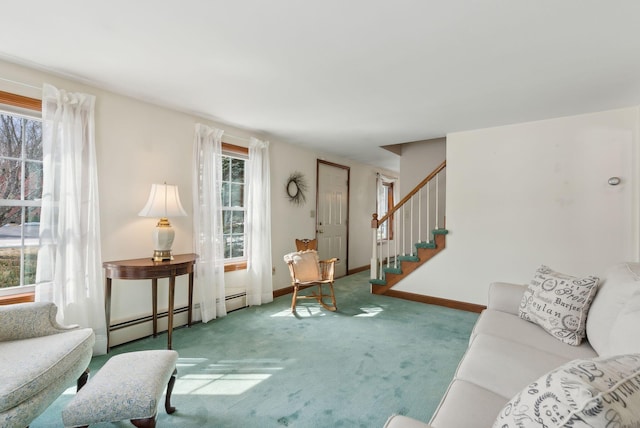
[384,289,486,313]
[347,265,369,275]
[273,286,292,298]
[273,284,315,298]
[110,292,250,347]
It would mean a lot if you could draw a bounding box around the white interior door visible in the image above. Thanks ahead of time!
[316,161,349,277]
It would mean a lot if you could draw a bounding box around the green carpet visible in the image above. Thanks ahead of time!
[31,271,478,427]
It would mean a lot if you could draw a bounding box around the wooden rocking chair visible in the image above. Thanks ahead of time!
[295,238,317,251]
[284,249,337,312]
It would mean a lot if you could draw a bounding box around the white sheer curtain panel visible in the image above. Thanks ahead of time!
[192,123,227,322]
[36,83,107,355]
[246,137,273,305]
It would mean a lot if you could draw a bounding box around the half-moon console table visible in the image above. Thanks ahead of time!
[103,253,197,351]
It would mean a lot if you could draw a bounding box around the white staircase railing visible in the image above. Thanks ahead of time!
[370,161,446,282]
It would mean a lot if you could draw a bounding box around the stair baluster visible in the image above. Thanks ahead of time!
[370,161,447,293]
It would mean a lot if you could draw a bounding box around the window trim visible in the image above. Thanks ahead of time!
[222,142,248,156]
[0,91,41,304]
[0,90,41,112]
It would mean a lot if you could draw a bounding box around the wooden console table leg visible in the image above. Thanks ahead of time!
[152,278,158,338]
[188,271,194,327]
[105,278,112,352]
[167,275,175,350]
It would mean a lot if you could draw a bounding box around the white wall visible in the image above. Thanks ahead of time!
[399,137,446,196]
[0,59,391,344]
[396,107,640,305]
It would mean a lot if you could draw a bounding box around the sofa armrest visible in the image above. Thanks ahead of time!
[0,302,76,341]
[383,415,432,428]
[487,282,527,315]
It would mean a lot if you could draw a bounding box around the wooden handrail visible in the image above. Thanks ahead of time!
[372,160,446,228]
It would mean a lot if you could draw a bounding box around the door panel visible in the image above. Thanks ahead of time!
[317,161,349,277]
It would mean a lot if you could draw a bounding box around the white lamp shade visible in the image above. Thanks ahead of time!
[138,184,187,218]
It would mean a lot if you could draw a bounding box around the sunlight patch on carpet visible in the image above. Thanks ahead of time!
[175,373,272,395]
[354,306,384,317]
[270,306,326,317]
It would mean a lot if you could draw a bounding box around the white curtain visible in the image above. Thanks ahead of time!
[192,123,227,322]
[36,83,107,355]
[246,137,273,305]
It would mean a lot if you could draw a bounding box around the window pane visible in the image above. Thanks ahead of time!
[24,119,42,161]
[0,115,23,157]
[23,246,38,286]
[231,158,244,182]
[221,182,230,207]
[222,210,231,235]
[0,246,21,288]
[222,157,230,181]
[230,183,244,207]
[224,236,231,258]
[25,161,42,200]
[232,211,244,234]
[0,205,21,228]
[381,187,389,213]
[231,235,244,258]
[24,207,40,240]
[0,158,22,200]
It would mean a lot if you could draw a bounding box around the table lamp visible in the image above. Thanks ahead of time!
[138,183,187,261]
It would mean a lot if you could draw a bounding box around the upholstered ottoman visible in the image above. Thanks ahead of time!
[62,350,178,428]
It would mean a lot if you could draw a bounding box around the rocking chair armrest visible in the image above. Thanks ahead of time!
[319,258,338,281]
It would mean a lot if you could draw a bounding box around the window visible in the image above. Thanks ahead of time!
[0,92,43,291]
[221,144,248,263]
[376,176,395,241]
[378,181,394,240]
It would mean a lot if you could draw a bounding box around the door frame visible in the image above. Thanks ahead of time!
[316,159,350,276]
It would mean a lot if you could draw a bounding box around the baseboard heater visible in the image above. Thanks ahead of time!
[110,292,248,331]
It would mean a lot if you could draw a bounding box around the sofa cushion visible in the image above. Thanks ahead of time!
[456,334,569,400]
[384,414,431,428]
[471,310,597,360]
[607,290,640,356]
[429,379,509,428]
[586,262,640,355]
[493,353,640,428]
[519,265,599,346]
[486,282,527,315]
[0,328,95,412]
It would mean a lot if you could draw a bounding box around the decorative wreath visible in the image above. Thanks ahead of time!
[286,171,307,205]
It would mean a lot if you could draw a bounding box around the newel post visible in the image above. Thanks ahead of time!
[370,213,378,279]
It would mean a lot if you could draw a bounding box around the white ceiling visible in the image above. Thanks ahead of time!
[1,1,640,170]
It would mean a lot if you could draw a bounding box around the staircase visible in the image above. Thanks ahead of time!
[369,161,447,295]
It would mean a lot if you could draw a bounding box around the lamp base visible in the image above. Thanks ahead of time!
[152,250,174,262]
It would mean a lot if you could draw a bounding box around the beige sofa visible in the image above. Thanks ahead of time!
[384,262,640,428]
[0,302,95,428]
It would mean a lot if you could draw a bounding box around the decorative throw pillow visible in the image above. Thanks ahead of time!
[283,250,321,282]
[493,353,640,428]
[586,262,640,355]
[519,265,599,346]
